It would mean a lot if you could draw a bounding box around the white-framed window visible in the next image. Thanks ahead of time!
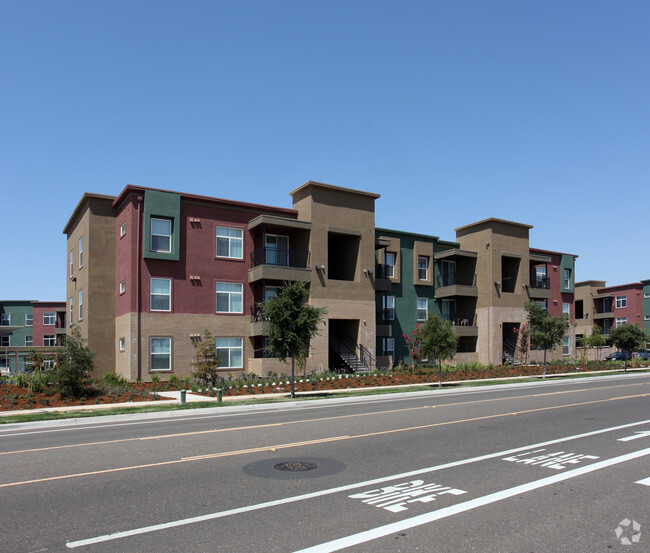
[78,289,83,320]
[0,336,9,347]
[150,337,171,371]
[265,234,289,266]
[385,337,395,361]
[563,268,571,289]
[25,335,33,347]
[70,249,74,277]
[563,303,570,319]
[385,252,395,278]
[216,282,243,313]
[1,313,10,326]
[644,292,650,299]
[417,298,428,321]
[616,317,627,327]
[383,296,395,320]
[151,218,172,253]
[216,337,243,368]
[615,295,627,309]
[645,315,650,321]
[418,256,429,281]
[25,313,32,326]
[79,236,83,268]
[120,222,126,237]
[216,226,243,259]
[69,297,73,326]
[563,336,570,356]
[43,359,55,369]
[119,337,125,352]
[150,278,171,311]
[43,312,55,325]
[43,335,56,347]
[119,280,126,295]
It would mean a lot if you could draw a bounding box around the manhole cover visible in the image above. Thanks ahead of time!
[274,461,318,472]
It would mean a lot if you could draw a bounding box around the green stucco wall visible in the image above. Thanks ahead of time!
[143,190,181,261]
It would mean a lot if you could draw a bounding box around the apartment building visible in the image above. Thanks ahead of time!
[64,182,380,381]
[0,300,65,372]
[376,218,577,367]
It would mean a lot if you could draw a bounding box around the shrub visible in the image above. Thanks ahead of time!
[58,325,95,398]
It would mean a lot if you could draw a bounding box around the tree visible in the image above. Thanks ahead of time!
[525,301,570,378]
[402,323,425,373]
[609,323,648,372]
[261,281,326,397]
[419,315,459,385]
[586,324,606,361]
[58,324,95,398]
[192,330,221,387]
[513,322,531,366]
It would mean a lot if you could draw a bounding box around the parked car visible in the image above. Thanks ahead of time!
[605,351,632,361]
[635,350,650,361]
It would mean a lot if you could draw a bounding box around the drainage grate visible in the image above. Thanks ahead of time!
[274,461,318,472]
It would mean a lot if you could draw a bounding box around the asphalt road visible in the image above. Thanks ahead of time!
[0,374,648,553]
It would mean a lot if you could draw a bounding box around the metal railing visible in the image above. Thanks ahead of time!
[250,247,310,269]
[436,273,476,287]
[529,277,550,289]
[441,312,476,327]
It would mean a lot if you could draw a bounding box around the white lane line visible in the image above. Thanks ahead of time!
[636,477,650,486]
[66,418,650,549]
[295,448,650,553]
[618,430,650,442]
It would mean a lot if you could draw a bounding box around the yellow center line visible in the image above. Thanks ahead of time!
[0,392,647,489]
[0,382,643,457]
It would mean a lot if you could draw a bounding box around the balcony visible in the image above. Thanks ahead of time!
[249,306,269,336]
[436,274,478,298]
[526,277,552,299]
[248,247,311,283]
[373,264,392,292]
[442,312,478,337]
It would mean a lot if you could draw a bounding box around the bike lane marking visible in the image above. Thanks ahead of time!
[295,447,650,553]
[65,418,650,548]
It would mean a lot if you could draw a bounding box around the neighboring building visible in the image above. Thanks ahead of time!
[0,300,65,372]
[575,280,647,355]
[64,182,380,381]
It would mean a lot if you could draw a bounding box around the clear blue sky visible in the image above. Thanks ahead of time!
[2,0,649,300]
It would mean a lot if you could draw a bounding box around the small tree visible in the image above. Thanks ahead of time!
[419,315,458,385]
[513,323,531,366]
[58,325,95,398]
[609,323,648,372]
[403,323,425,373]
[192,330,221,387]
[586,324,606,361]
[261,281,326,397]
[525,301,569,378]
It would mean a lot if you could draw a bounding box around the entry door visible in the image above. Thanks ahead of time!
[265,235,289,266]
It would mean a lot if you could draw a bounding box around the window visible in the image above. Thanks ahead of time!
[70,249,74,277]
[385,252,395,278]
[645,292,650,299]
[264,286,279,302]
[43,335,56,347]
[150,278,171,311]
[216,282,243,313]
[25,336,33,346]
[43,312,55,325]
[119,280,126,295]
[119,337,125,352]
[563,303,570,319]
[1,313,10,325]
[265,235,289,266]
[563,269,571,289]
[418,256,429,281]
[78,289,83,320]
[79,236,83,268]
[563,336,570,356]
[417,298,428,321]
[25,313,32,326]
[385,337,395,361]
[616,317,627,327]
[645,315,650,321]
[216,226,243,259]
[69,297,73,326]
[382,296,395,321]
[150,337,171,371]
[120,222,126,237]
[0,336,9,347]
[151,218,172,253]
[216,337,243,368]
[615,295,627,309]
[535,266,547,287]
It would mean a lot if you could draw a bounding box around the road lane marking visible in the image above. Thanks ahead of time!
[3,395,648,489]
[636,477,650,486]
[618,430,650,442]
[294,448,650,553]
[65,419,650,548]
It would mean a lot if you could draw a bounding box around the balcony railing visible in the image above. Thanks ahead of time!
[250,247,310,269]
[529,277,550,289]
[441,312,477,326]
[250,306,269,323]
[436,274,476,287]
[380,308,394,322]
[375,264,393,279]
